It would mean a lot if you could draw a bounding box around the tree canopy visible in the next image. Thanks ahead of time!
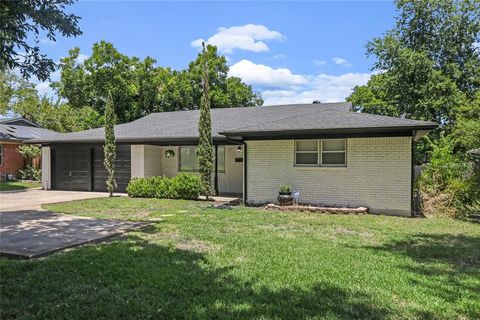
[0,0,82,81]
[54,42,263,123]
[348,0,479,157]
[1,71,102,132]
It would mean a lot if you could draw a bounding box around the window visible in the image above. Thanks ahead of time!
[0,144,3,165]
[294,139,346,167]
[179,146,198,172]
[295,140,319,165]
[321,139,346,166]
[179,146,225,172]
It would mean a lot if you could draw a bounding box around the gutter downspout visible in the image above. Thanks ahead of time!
[242,140,247,204]
[214,144,219,196]
[411,130,416,217]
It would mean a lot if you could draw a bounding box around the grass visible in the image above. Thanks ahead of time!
[1,197,479,319]
[0,181,41,192]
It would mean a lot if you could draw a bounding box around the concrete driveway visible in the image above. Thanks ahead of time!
[0,190,149,258]
[0,189,116,212]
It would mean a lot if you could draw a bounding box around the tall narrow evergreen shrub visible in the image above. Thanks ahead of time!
[197,42,214,199]
[104,91,117,197]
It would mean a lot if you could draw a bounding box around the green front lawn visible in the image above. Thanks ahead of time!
[0,181,41,192]
[1,198,479,319]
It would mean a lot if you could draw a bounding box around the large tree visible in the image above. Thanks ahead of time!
[54,42,263,123]
[1,71,102,132]
[348,0,479,161]
[197,43,214,199]
[188,45,263,109]
[0,0,82,81]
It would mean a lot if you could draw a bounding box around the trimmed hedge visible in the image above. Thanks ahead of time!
[126,173,202,200]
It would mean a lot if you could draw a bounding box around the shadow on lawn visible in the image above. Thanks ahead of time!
[365,233,480,319]
[1,233,389,320]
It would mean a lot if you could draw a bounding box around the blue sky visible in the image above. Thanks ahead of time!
[36,1,397,105]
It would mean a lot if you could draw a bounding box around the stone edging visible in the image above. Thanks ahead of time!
[265,203,368,214]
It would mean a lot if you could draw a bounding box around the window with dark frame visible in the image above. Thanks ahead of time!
[179,146,225,173]
[0,144,3,166]
[294,139,346,167]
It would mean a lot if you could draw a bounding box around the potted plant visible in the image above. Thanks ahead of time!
[277,184,293,206]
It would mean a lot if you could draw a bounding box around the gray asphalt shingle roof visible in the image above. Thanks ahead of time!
[29,102,437,144]
[0,121,58,142]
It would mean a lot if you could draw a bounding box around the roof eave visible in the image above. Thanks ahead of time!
[220,124,438,139]
[28,135,230,145]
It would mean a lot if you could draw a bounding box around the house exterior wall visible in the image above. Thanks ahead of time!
[246,137,412,216]
[130,144,243,195]
[131,145,162,178]
[41,146,51,189]
[161,146,179,178]
[0,142,24,181]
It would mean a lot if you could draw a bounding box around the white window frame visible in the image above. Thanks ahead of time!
[294,140,319,166]
[294,139,347,167]
[320,139,347,167]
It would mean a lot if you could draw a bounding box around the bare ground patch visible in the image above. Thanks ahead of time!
[175,239,217,253]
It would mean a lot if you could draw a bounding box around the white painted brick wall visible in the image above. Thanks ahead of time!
[246,137,412,216]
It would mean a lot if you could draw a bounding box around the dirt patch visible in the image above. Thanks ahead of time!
[334,227,373,238]
[175,240,216,253]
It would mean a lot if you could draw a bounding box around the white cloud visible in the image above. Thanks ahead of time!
[229,59,371,105]
[332,57,353,67]
[314,60,327,66]
[271,54,286,59]
[191,24,284,53]
[35,69,61,98]
[229,59,308,88]
[261,72,371,105]
[77,53,89,63]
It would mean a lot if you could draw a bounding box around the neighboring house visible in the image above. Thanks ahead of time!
[0,118,58,181]
[31,102,437,216]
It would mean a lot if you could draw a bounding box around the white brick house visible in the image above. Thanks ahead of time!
[32,102,437,216]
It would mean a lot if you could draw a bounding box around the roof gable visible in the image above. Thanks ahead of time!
[0,118,39,127]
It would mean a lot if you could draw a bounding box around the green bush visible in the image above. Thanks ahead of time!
[170,173,202,200]
[418,137,480,218]
[126,177,155,198]
[19,165,41,181]
[152,176,172,198]
[126,174,201,200]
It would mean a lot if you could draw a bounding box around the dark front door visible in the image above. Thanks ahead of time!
[54,147,92,191]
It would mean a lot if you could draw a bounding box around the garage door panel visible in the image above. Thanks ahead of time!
[54,147,92,191]
[54,145,131,192]
[92,145,131,192]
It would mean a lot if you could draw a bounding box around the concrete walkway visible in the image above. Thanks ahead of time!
[0,190,149,258]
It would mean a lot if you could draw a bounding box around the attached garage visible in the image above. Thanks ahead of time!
[51,144,131,192]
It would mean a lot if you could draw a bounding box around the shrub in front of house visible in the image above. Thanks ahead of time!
[152,176,173,198]
[126,174,201,200]
[169,173,202,200]
[126,177,156,198]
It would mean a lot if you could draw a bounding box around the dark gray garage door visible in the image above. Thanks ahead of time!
[53,146,92,191]
[53,145,131,192]
[92,145,131,192]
